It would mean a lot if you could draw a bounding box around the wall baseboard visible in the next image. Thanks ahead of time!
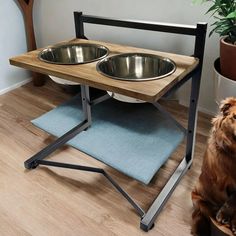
[179,100,216,117]
[0,78,32,96]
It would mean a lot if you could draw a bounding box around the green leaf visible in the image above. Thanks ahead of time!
[226,11,236,18]
[195,0,236,39]
[206,4,219,14]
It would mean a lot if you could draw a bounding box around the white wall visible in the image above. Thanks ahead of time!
[34,0,219,114]
[0,1,30,94]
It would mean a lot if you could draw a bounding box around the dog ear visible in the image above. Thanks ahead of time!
[220,97,236,116]
[211,115,232,150]
[220,103,231,116]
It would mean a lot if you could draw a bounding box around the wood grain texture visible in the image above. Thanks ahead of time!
[0,80,214,236]
[9,39,198,102]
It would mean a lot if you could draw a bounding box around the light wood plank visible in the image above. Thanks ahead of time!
[9,39,198,102]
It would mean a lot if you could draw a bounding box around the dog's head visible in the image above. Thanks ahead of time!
[212,97,236,152]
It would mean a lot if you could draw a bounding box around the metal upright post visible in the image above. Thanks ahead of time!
[81,85,92,126]
[24,84,91,169]
[185,23,207,163]
[140,22,207,232]
[74,12,87,39]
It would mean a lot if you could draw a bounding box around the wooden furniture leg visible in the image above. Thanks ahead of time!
[17,0,46,86]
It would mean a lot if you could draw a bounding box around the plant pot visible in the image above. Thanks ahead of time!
[220,37,236,81]
[214,58,236,104]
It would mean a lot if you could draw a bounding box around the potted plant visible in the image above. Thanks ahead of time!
[194,0,236,103]
[196,0,236,79]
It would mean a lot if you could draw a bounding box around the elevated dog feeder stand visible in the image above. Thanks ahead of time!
[9,12,207,232]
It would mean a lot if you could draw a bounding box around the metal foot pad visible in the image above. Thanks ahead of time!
[24,161,39,169]
[140,222,155,232]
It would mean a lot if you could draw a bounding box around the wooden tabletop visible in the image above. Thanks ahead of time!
[10,38,199,102]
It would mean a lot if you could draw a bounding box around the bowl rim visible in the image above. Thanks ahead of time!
[96,52,176,81]
[38,43,109,65]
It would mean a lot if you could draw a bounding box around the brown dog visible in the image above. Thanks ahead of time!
[192,97,236,236]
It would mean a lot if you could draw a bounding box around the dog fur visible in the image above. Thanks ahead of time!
[192,97,236,236]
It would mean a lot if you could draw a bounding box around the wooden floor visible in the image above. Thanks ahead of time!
[0,81,212,236]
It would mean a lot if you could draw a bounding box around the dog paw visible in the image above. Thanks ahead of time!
[216,203,233,225]
[217,204,236,234]
[231,219,236,235]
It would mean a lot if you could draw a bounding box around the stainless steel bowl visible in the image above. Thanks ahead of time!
[97,53,176,81]
[38,43,109,65]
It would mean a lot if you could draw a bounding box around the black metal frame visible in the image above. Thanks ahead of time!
[24,12,207,232]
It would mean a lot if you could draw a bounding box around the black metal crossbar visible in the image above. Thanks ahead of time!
[37,160,145,217]
[75,12,198,37]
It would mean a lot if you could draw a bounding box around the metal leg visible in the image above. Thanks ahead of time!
[185,72,201,163]
[140,157,191,231]
[24,85,92,169]
[140,69,202,231]
[81,85,92,126]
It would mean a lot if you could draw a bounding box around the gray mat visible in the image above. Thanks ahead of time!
[32,95,184,185]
